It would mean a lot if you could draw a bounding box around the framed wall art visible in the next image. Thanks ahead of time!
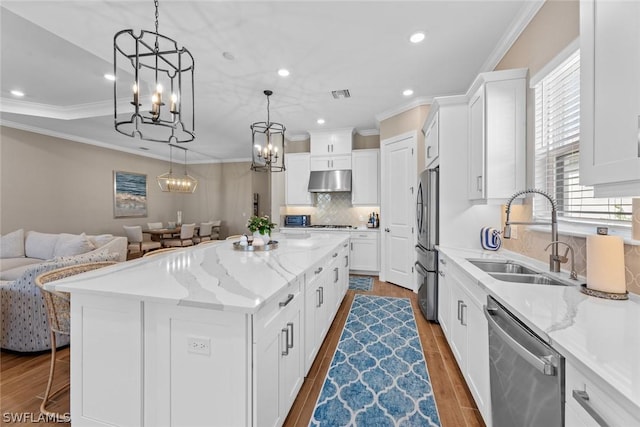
[113,170,148,218]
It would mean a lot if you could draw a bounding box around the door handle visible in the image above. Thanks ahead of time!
[384,228,390,232]
[286,322,294,350]
[281,327,289,356]
[572,390,610,427]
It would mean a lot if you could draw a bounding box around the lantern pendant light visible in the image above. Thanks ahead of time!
[250,90,286,173]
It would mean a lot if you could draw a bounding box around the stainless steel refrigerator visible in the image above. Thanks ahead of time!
[415,167,438,322]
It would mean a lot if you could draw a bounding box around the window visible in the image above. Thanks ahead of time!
[533,49,632,224]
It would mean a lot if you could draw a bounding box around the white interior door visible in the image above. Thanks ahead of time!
[381,131,416,290]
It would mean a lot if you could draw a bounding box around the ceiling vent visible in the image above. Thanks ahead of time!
[331,89,351,99]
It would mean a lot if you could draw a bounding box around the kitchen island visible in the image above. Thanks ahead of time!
[48,233,350,427]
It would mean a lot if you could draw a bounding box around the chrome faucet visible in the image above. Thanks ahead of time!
[504,189,561,273]
[545,241,578,280]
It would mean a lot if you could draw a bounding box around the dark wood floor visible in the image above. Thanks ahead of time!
[0,277,483,427]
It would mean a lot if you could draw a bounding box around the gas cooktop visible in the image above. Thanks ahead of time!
[308,225,354,229]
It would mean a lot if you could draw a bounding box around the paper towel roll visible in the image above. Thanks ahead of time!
[586,234,626,294]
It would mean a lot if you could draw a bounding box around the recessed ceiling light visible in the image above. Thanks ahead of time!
[409,32,426,44]
[403,89,414,97]
[278,68,290,77]
[10,90,24,97]
[317,118,325,125]
[104,73,116,81]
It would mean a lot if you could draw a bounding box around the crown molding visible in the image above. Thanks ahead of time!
[0,97,132,120]
[478,0,545,73]
[356,128,380,137]
[375,96,432,124]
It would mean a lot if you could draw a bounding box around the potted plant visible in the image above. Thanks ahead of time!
[247,215,276,239]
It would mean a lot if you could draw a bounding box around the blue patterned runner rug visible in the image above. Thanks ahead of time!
[348,276,373,291]
[310,295,441,427]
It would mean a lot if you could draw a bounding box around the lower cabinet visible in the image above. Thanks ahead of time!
[444,260,492,426]
[437,256,451,339]
[254,279,304,427]
[565,359,639,426]
[304,260,330,374]
[349,231,379,273]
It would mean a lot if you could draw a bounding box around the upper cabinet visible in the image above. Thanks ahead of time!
[580,0,640,196]
[285,153,313,206]
[309,128,354,171]
[351,149,380,206]
[467,68,527,203]
[423,109,439,168]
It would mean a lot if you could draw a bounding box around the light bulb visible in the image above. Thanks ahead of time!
[156,84,163,93]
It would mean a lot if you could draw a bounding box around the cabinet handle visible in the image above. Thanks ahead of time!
[331,144,334,153]
[350,242,353,251]
[572,390,610,427]
[457,300,463,321]
[344,255,349,268]
[281,328,289,356]
[279,294,294,307]
[438,270,445,278]
[327,145,330,153]
[316,289,322,308]
[476,176,483,192]
[315,267,323,275]
[343,243,348,248]
[334,267,339,283]
[332,252,338,258]
[287,322,294,350]
[427,146,431,159]
[319,286,324,305]
[460,303,467,326]
[440,258,447,265]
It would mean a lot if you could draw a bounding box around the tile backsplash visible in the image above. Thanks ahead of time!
[281,193,379,227]
[502,205,640,295]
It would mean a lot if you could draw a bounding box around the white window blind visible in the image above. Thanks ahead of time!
[533,50,632,224]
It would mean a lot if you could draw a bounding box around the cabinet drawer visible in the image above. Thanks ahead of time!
[349,232,378,240]
[565,361,639,426]
[254,278,301,338]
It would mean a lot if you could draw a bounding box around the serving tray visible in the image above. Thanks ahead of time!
[232,240,279,251]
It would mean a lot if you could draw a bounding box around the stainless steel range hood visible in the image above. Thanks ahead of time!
[307,170,352,192]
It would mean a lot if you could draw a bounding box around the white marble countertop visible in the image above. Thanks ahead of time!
[438,245,640,419]
[49,233,349,313]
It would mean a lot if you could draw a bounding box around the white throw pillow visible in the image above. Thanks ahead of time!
[87,234,113,248]
[0,229,25,258]
[53,233,96,257]
[24,231,60,260]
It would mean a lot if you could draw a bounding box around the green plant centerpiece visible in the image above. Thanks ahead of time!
[247,215,276,238]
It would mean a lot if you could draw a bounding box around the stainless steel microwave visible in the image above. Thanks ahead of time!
[284,215,311,227]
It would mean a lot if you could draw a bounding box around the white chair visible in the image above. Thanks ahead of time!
[193,222,214,244]
[147,222,163,230]
[210,220,222,240]
[123,225,161,254]
[163,223,196,247]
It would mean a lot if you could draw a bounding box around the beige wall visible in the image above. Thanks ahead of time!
[493,0,640,294]
[0,126,254,238]
[379,105,430,172]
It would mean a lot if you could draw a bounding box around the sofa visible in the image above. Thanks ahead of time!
[0,229,127,352]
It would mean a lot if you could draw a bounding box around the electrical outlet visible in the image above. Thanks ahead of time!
[187,336,211,356]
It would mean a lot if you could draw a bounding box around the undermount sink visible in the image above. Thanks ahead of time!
[488,273,568,286]
[467,259,539,275]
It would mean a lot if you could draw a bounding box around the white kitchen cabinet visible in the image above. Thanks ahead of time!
[445,261,492,425]
[423,109,439,168]
[351,149,380,206]
[254,279,304,427]
[467,68,527,203]
[303,261,329,375]
[285,153,313,206]
[309,128,354,156]
[580,0,640,196]
[565,359,638,426]
[437,255,451,340]
[309,154,352,171]
[349,231,379,273]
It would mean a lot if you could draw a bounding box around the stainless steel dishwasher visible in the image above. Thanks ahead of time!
[484,296,565,427]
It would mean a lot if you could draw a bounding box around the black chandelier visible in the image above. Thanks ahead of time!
[251,90,286,173]
[113,0,195,144]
